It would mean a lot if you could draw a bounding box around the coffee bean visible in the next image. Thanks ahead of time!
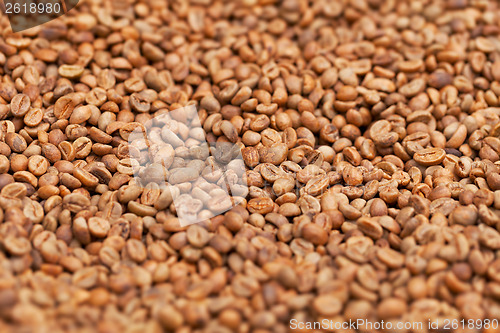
[5,133,27,153]
[58,65,84,79]
[10,94,31,117]
[88,217,110,238]
[413,147,446,166]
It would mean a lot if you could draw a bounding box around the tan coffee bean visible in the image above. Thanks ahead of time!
[10,94,30,117]
[72,267,98,289]
[186,225,210,248]
[27,155,48,176]
[1,182,27,199]
[278,202,301,217]
[88,217,110,238]
[3,236,31,256]
[54,96,77,120]
[247,197,274,214]
[126,239,147,263]
[58,65,84,79]
[413,147,446,166]
[357,217,383,239]
[5,133,27,153]
[223,211,244,232]
[41,143,61,163]
[342,166,363,186]
[242,147,260,168]
[365,78,396,92]
[259,143,288,165]
[301,223,328,245]
[23,108,43,127]
[73,168,99,187]
[313,295,342,316]
[377,298,407,319]
[63,193,90,213]
[73,137,92,159]
[377,247,405,268]
[69,105,92,124]
[128,201,157,216]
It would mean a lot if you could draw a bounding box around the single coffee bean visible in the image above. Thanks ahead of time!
[5,133,27,153]
[413,147,446,166]
[10,94,31,117]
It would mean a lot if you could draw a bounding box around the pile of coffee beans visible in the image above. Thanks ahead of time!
[0,0,500,332]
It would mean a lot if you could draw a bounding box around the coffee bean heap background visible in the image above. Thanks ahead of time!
[0,0,500,332]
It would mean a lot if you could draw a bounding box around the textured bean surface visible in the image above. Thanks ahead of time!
[0,0,500,332]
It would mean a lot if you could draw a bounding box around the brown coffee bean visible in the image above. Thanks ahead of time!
[413,147,446,166]
[5,133,27,153]
[186,225,210,248]
[10,94,30,117]
[377,298,407,319]
[72,267,98,289]
[377,247,405,268]
[41,143,61,163]
[23,108,43,127]
[313,295,342,316]
[69,105,92,124]
[126,238,147,262]
[343,166,363,186]
[58,65,84,79]
[301,223,328,245]
[54,96,77,120]
[304,175,329,196]
[128,201,157,216]
[247,197,274,214]
[3,236,31,256]
[73,137,92,159]
[259,143,288,165]
[0,1,499,330]
[88,217,110,238]
[1,183,27,199]
[27,155,48,176]
[357,217,383,239]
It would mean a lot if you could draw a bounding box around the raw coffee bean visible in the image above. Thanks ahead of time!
[247,197,274,214]
[72,267,98,289]
[3,236,31,256]
[1,183,27,199]
[126,239,147,262]
[54,96,77,119]
[313,295,342,316]
[413,148,446,166]
[0,1,499,331]
[224,212,244,232]
[10,94,31,117]
[450,205,478,225]
[5,133,27,153]
[24,108,44,127]
[428,71,453,88]
[301,223,328,245]
[58,65,84,79]
[343,166,363,186]
[259,144,288,165]
[88,217,110,238]
[27,155,48,176]
[357,217,383,239]
[377,298,407,319]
